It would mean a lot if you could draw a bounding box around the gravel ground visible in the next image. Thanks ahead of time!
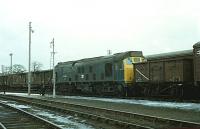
[2,92,200,123]
[50,97,200,123]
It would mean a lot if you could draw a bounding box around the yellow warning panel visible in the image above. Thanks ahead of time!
[123,57,144,84]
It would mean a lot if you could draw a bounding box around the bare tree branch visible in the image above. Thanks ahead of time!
[32,61,43,72]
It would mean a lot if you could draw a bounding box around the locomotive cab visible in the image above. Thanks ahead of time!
[120,52,144,96]
[123,56,144,84]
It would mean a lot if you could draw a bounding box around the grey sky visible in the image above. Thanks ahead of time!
[0,0,200,71]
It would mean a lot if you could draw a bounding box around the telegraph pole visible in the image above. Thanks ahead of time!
[50,38,56,98]
[28,22,33,96]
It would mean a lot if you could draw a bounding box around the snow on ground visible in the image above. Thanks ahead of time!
[36,110,94,129]
[7,103,31,109]
[1,92,200,112]
[0,92,39,96]
[63,96,200,111]
[0,100,32,109]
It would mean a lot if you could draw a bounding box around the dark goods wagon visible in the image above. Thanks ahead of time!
[0,75,7,92]
[0,73,27,92]
[134,49,197,99]
[0,70,52,94]
[31,70,53,93]
[193,42,200,86]
[10,73,27,91]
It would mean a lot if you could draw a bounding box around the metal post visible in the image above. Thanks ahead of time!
[9,53,13,88]
[28,22,33,96]
[1,65,4,75]
[51,38,56,98]
[50,52,52,69]
[9,53,13,74]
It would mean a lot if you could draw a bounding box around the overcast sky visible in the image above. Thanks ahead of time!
[1,0,200,71]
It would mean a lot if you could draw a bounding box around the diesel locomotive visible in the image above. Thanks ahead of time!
[55,51,144,96]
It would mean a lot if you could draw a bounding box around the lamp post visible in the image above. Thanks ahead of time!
[50,38,56,98]
[28,22,34,96]
[9,53,13,74]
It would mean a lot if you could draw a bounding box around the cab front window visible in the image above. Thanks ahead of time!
[132,57,141,63]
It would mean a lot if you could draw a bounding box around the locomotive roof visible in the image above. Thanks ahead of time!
[145,49,193,61]
[80,51,143,62]
[57,51,143,66]
[193,41,200,48]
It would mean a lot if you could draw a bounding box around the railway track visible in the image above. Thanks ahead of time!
[0,100,61,129]
[1,94,200,129]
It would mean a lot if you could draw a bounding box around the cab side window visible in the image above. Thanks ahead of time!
[105,63,112,77]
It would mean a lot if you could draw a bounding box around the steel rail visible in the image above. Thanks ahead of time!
[0,100,62,129]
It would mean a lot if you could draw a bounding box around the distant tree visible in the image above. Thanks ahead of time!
[12,64,26,73]
[32,61,43,72]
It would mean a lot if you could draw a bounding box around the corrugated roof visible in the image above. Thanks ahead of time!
[145,49,193,61]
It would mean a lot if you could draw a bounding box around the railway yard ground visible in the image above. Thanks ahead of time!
[0,98,62,129]
[1,92,200,129]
